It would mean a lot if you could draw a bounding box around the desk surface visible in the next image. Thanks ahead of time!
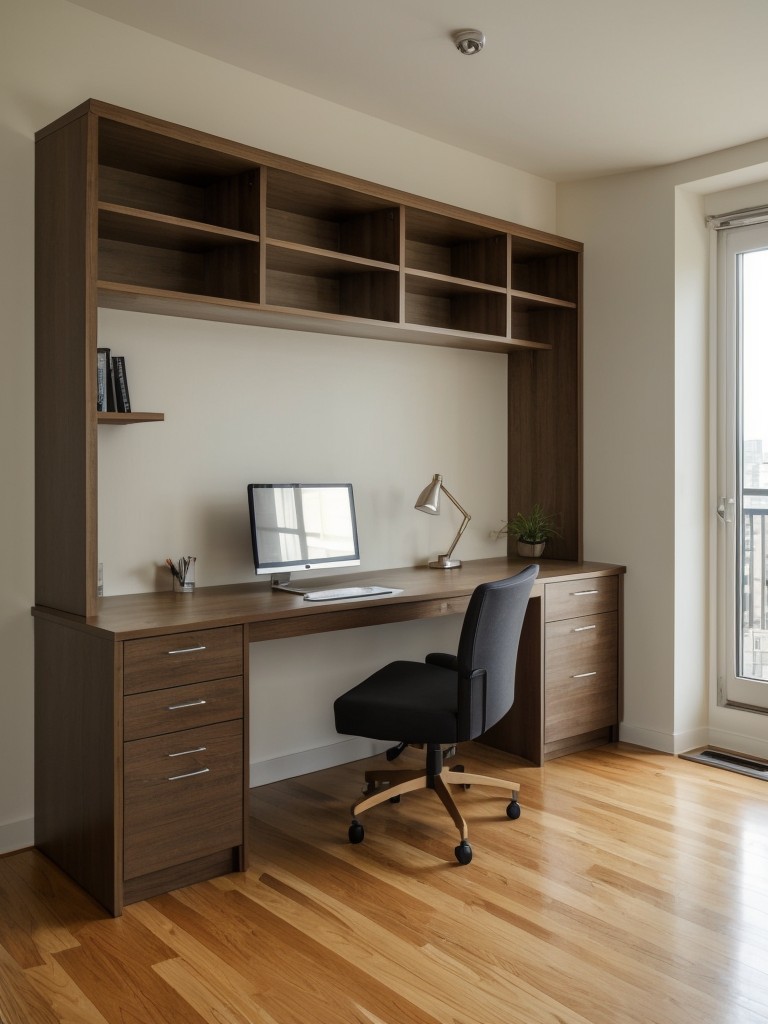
[33,557,625,642]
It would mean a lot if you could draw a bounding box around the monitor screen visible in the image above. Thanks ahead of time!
[247,483,360,576]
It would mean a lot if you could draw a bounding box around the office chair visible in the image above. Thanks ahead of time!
[333,565,538,864]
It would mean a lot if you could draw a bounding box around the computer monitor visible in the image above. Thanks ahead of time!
[247,483,360,590]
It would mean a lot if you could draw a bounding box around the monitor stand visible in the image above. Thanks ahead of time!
[270,573,312,595]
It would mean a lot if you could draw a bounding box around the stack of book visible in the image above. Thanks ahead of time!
[97,349,131,413]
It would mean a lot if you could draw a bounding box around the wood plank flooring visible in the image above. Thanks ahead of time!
[2,742,768,1024]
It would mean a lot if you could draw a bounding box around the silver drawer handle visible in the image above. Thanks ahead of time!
[572,671,597,678]
[168,766,210,781]
[573,625,597,632]
[572,590,599,596]
[168,746,208,757]
[166,644,207,655]
[167,699,208,711]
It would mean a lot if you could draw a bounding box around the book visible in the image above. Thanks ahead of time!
[107,362,117,412]
[112,356,131,413]
[96,348,110,411]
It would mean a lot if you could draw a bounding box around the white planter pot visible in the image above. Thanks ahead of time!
[516,540,545,558]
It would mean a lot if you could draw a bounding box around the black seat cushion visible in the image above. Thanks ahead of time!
[334,660,459,744]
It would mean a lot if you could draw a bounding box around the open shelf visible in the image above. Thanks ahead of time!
[405,272,508,337]
[405,208,507,288]
[97,412,165,424]
[266,168,399,264]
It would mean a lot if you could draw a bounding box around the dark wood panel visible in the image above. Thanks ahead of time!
[34,618,121,914]
[35,559,623,641]
[508,283,582,562]
[123,625,243,694]
[35,109,97,616]
[122,849,240,906]
[123,674,244,740]
[123,719,243,879]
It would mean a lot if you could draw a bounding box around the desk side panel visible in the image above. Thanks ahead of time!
[35,111,98,616]
[34,617,121,914]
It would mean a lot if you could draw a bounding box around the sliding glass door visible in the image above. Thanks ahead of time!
[718,221,768,710]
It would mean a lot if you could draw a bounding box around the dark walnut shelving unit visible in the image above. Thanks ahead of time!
[33,99,589,917]
[35,97,583,621]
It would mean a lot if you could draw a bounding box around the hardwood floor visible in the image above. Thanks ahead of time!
[1,742,768,1024]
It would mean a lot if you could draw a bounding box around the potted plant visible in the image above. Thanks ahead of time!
[497,504,561,558]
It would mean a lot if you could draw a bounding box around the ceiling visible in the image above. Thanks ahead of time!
[71,0,768,182]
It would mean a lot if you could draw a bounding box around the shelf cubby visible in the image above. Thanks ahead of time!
[266,168,399,264]
[404,273,507,337]
[511,238,579,305]
[405,208,507,288]
[99,119,261,234]
[266,244,399,321]
[98,236,260,303]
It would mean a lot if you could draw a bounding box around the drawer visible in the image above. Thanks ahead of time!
[124,675,243,741]
[123,625,243,695]
[123,719,243,880]
[545,575,617,622]
[545,611,617,680]
[545,670,617,743]
[545,611,618,742]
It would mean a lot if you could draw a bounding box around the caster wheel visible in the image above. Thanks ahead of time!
[389,795,401,803]
[348,820,365,844]
[452,764,470,790]
[506,800,521,820]
[455,840,473,865]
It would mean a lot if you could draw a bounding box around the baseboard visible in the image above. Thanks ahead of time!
[249,737,389,788]
[618,724,675,753]
[618,723,709,755]
[0,816,34,856]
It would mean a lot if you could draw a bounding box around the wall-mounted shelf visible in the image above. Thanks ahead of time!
[97,412,165,424]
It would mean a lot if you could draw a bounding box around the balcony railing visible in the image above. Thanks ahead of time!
[742,489,768,678]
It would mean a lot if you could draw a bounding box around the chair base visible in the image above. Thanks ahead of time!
[349,747,521,846]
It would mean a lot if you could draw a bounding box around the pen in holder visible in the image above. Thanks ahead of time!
[167,556,196,593]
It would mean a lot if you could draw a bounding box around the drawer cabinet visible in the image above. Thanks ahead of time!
[479,569,623,765]
[543,577,620,758]
[121,625,247,907]
[544,611,618,744]
[124,719,244,879]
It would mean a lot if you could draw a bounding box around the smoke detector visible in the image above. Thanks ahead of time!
[452,28,485,55]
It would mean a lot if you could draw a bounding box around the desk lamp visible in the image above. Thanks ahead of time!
[414,473,471,569]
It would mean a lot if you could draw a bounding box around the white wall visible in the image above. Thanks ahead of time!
[559,139,768,758]
[0,0,557,851]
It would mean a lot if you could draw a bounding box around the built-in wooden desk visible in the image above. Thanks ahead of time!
[33,557,624,914]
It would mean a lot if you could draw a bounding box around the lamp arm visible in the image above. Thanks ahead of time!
[439,485,472,559]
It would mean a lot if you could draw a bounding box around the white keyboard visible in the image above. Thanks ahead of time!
[303,586,393,602]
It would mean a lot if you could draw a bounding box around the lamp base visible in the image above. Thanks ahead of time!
[428,555,462,569]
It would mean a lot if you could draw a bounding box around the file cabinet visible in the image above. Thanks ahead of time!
[34,616,248,915]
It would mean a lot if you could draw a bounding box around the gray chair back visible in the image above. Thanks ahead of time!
[456,565,538,739]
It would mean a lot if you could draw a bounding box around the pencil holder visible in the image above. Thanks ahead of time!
[170,556,196,593]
